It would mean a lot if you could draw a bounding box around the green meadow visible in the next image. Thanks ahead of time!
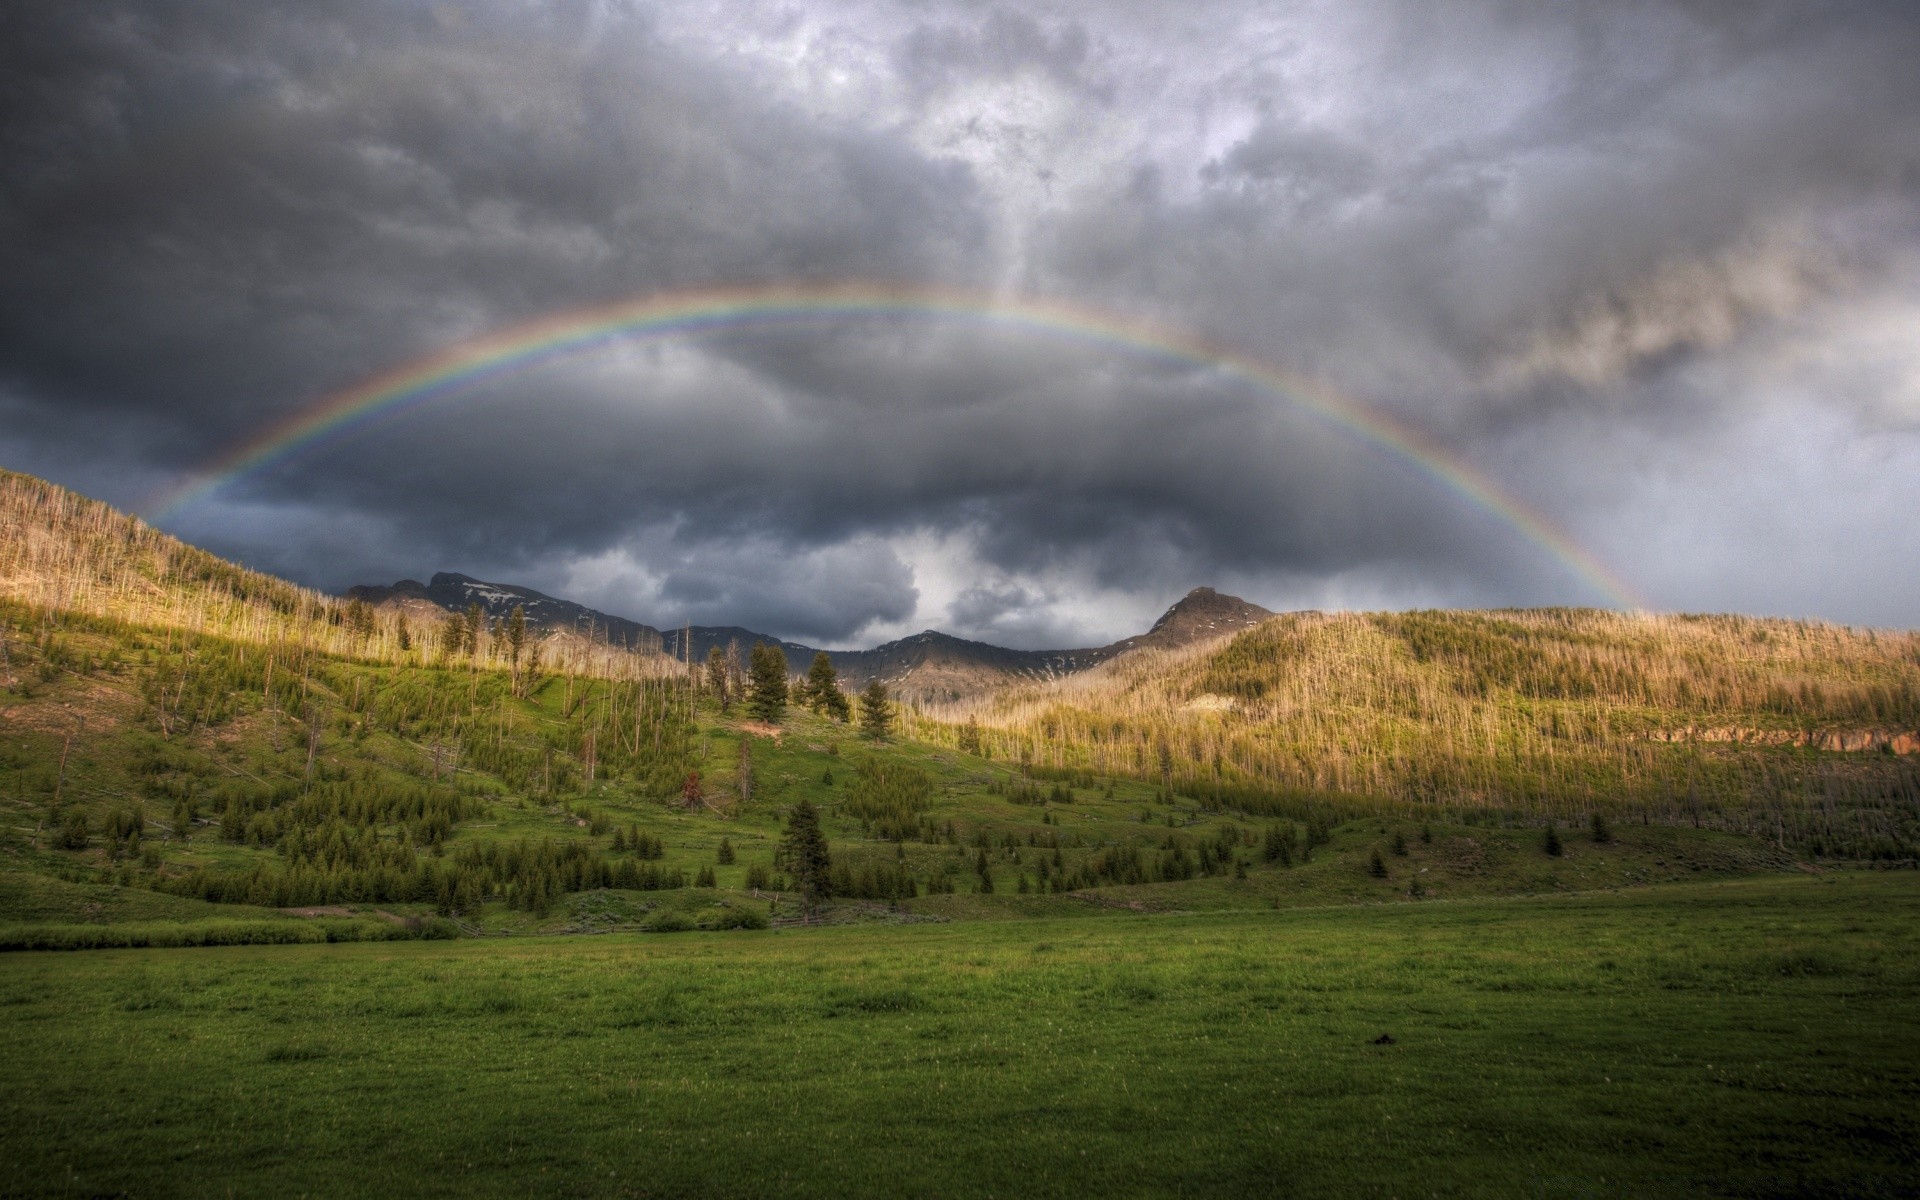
[4,872,1917,1199]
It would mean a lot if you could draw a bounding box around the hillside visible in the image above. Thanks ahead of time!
[0,471,672,683]
[2,466,1916,952]
[927,607,1920,857]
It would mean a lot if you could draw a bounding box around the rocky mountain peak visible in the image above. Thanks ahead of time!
[1143,587,1274,646]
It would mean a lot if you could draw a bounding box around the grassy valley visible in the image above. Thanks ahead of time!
[2,471,1918,1195]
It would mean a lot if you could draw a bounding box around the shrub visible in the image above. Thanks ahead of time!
[701,906,769,931]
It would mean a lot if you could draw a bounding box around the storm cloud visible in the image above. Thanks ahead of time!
[3,0,1918,645]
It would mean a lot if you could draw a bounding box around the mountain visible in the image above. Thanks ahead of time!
[6,466,1916,870]
[346,571,1274,702]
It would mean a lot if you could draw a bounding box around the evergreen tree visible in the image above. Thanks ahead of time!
[463,603,486,665]
[747,642,788,723]
[717,836,735,865]
[706,645,730,711]
[440,613,466,661]
[780,798,832,916]
[505,605,529,696]
[1368,849,1389,878]
[859,679,894,740]
[1543,821,1564,856]
[802,652,853,721]
[1589,811,1612,844]
[957,716,982,756]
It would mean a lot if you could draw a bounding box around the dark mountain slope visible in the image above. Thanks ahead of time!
[346,574,1274,702]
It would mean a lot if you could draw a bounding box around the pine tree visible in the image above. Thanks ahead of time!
[717,837,735,865]
[859,679,893,740]
[464,603,486,666]
[781,798,832,916]
[706,645,730,711]
[1368,849,1389,878]
[957,716,982,756]
[1543,821,1564,856]
[505,605,528,696]
[801,652,852,721]
[974,848,995,893]
[1589,811,1612,844]
[747,642,788,723]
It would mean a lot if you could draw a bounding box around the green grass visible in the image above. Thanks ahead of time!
[3,872,1917,1198]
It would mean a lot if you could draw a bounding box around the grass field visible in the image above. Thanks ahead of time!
[4,872,1917,1198]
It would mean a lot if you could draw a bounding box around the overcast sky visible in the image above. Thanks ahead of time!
[4,1,1918,648]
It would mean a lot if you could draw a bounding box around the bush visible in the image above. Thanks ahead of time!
[701,906,769,931]
[643,909,694,933]
[0,917,419,951]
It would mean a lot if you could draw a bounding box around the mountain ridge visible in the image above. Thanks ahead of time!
[346,571,1275,701]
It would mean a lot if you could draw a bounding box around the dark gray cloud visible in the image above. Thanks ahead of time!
[4,0,1919,645]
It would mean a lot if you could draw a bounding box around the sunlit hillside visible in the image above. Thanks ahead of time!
[0,470,669,681]
[923,608,1920,856]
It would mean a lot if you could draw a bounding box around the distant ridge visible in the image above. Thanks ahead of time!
[346,574,1274,702]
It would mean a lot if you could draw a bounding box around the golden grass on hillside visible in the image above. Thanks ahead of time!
[912,609,1920,842]
[0,470,673,683]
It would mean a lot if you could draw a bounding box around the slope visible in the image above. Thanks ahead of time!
[926,607,1920,856]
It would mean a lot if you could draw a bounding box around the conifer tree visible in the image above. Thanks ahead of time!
[505,605,528,695]
[859,679,893,740]
[780,798,832,916]
[706,646,730,711]
[801,652,845,719]
[464,603,486,665]
[1543,821,1564,856]
[747,642,788,723]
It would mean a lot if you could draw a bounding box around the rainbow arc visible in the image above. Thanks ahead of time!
[151,282,1645,611]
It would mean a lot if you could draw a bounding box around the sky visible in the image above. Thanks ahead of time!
[3,1,1918,649]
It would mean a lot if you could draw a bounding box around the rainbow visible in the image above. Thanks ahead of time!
[150,281,1645,610]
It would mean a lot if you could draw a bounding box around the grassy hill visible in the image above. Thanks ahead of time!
[924,607,1920,858]
[0,469,1914,949]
